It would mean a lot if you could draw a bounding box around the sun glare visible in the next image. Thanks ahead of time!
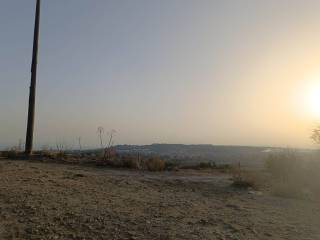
[306,83,320,118]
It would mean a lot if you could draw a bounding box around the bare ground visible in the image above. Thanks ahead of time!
[0,160,319,240]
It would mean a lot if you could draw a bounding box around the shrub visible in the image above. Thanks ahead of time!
[103,147,117,161]
[56,151,65,159]
[145,157,166,171]
[197,162,217,169]
[165,161,180,171]
[2,147,21,159]
[265,150,301,182]
[180,162,232,172]
[231,167,260,190]
[40,151,58,159]
[119,155,141,169]
[97,154,166,171]
[215,163,232,172]
[265,150,320,200]
[98,154,141,169]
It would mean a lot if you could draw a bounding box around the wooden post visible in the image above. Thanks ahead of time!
[25,0,41,156]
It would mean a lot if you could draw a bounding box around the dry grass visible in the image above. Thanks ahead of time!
[0,148,21,159]
[39,151,58,159]
[265,151,300,182]
[231,165,261,190]
[145,157,166,171]
[180,162,232,172]
[97,154,166,172]
[1,148,167,172]
[104,155,142,169]
[120,156,142,169]
[266,150,320,200]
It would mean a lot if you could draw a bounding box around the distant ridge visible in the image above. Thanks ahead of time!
[83,144,293,167]
[114,144,282,156]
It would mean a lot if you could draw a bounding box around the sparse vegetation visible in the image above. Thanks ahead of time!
[265,150,320,200]
[197,161,217,169]
[265,150,300,182]
[231,163,260,190]
[311,126,320,144]
[6,149,20,159]
[0,160,318,240]
[120,155,142,169]
[55,143,68,160]
[97,126,104,149]
[232,170,260,189]
[0,146,22,159]
[145,157,166,171]
[100,154,166,171]
[180,161,232,172]
[102,129,117,161]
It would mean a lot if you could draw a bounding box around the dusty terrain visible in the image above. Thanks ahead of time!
[0,160,319,240]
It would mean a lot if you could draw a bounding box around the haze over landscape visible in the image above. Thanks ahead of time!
[2,1,320,239]
[2,0,320,148]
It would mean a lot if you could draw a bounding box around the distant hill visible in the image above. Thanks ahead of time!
[113,144,285,167]
[85,144,317,168]
[115,144,272,156]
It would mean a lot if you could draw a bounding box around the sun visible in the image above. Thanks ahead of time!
[306,83,320,118]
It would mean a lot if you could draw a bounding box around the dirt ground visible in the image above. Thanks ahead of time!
[0,160,319,240]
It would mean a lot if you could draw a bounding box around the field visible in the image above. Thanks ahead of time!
[0,160,319,240]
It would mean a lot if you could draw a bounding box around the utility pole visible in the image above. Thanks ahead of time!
[25,0,41,156]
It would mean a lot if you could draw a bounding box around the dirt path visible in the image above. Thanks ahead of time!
[0,160,319,240]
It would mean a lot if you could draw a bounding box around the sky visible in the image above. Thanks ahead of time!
[1,0,320,149]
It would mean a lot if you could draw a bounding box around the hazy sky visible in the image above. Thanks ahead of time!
[2,0,320,149]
